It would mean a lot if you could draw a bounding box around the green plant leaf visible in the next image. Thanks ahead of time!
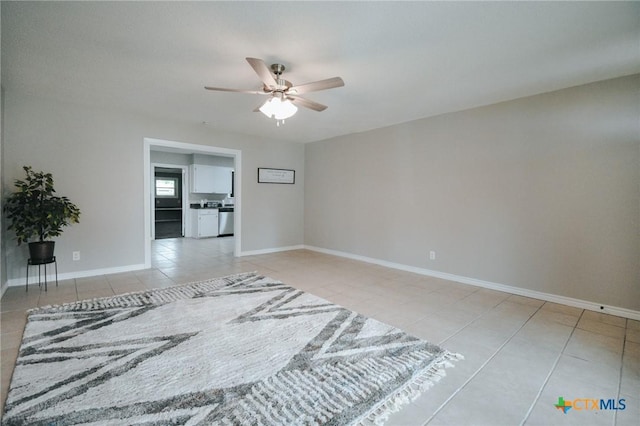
[3,166,81,244]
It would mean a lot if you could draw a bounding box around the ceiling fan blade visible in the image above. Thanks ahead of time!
[246,57,277,90]
[204,86,270,95]
[252,99,265,112]
[288,77,344,95]
[289,96,328,112]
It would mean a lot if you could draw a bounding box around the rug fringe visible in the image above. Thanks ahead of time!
[356,351,464,426]
[26,271,261,314]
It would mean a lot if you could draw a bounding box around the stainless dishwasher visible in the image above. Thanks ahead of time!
[218,207,234,236]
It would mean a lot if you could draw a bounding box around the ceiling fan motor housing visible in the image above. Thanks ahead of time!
[270,63,286,75]
[269,64,292,92]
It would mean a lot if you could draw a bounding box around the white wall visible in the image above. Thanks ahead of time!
[2,91,305,283]
[0,9,5,295]
[305,75,640,311]
[150,151,192,167]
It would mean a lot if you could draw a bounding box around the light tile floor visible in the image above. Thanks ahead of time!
[1,237,638,425]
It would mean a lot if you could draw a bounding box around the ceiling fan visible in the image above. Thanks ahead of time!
[205,57,344,125]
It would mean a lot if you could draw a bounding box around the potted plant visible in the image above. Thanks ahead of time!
[4,166,81,262]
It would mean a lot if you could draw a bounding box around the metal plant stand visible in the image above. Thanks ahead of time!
[26,256,58,291]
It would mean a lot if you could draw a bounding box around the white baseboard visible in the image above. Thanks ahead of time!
[5,263,148,288]
[304,245,640,321]
[5,243,638,322]
[239,244,305,257]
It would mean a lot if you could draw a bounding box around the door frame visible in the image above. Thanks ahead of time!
[151,164,188,239]
[143,138,242,268]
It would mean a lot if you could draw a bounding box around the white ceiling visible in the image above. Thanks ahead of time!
[3,1,639,143]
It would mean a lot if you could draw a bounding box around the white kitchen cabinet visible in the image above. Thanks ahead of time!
[190,209,218,238]
[190,165,233,194]
[210,166,233,193]
[190,165,216,193]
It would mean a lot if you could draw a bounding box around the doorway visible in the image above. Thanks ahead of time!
[143,138,242,268]
[153,167,185,239]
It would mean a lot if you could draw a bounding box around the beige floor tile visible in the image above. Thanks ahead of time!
[106,273,143,286]
[410,291,462,312]
[510,317,574,352]
[429,380,528,426]
[625,327,640,343]
[369,305,423,331]
[321,292,370,312]
[0,330,25,352]
[507,294,545,307]
[540,302,583,317]
[550,353,621,392]
[620,340,640,396]
[577,316,626,338]
[0,310,28,334]
[143,277,179,289]
[433,280,476,293]
[403,315,467,344]
[75,289,115,301]
[110,282,149,295]
[134,269,170,279]
[37,292,79,307]
[412,277,448,292]
[615,393,638,426]
[460,302,537,338]
[581,309,627,328]
[531,307,581,327]
[451,294,506,315]
[75,275,110,285]
[627,319,640,330]
[0,291,40,313]
[564,329,624,366]
[40,282,78,296]
[408,306,478,337]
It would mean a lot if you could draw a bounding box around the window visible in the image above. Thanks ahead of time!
[155,178,178,198]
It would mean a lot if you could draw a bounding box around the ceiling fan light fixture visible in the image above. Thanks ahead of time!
[259,96,298,120]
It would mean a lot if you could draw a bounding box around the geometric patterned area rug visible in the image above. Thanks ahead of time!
[2,272,462,425]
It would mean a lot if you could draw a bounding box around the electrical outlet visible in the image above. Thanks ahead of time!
[429,250,436,261]
[73,251,80,261]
